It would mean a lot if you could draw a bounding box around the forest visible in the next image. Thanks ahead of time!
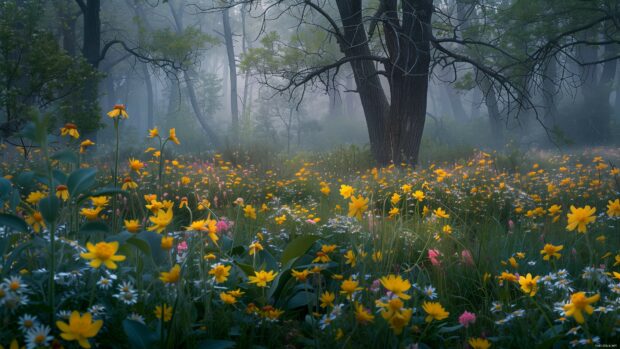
[0,0,619,348]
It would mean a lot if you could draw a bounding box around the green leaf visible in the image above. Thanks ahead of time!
[79,221,111,236]
[197,339,236,349]
[437,324,463,333]
[67,168,97,198]
[135,231,166,264]
[51,149,78,165]
[0,177,12,200]
[15,172,35,190]
[39,195,60,223]
[234,261,255,277]
[122,320,157,349]
[0,213,29,233]
[280,235,319,266]
[77,187,128,205]
[127,235,152,258]
[286,291,315,309]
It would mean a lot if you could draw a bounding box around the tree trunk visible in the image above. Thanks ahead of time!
[241,4,252,121]
[223,7,239,143]
[142,63,154,129]
[445,85,468,121]
[480,77,504,147]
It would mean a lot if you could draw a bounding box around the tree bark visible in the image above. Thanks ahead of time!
[223,7,239,143]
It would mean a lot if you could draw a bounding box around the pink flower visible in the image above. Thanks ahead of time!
[461,249,475,266]
[458,311,476,328]
[216,220,230,232]
[177,241,188,252]
[508,219,514,232]
[428,249,441,266]
[370,279,381,293]
[305,219,317,224]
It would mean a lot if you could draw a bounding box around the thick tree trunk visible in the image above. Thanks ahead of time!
[223,7,239,143]
[241,4,251,121]
[480,77,504,147]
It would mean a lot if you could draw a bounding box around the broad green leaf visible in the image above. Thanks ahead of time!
[39,196,60,223]
[79,221,111,236]
[122,320,157,349]
[280,235,319,266]
[67,168,97,198]
[0,213,29,233]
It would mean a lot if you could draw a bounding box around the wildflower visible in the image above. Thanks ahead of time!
[25,212,45,233]
[107,104,128,119]
[261,306,284,321]
[428,249,441,266]
[123,219,141,233]
[244,205,256,219]
[147,209,173,233]
[388,207,399,218]
[390,193,401,206]
[248,270,277,287]
[25,324,53,349]
[275,214,286,225]
[148,127,159,138]
[121,177,138,190]
[181,176,190,185]
[354,303,374,324]
[168,128,180,145]
[128,158,145,173]
[339,185,354,199]
[291,269,311,282]
[60,123,80,139]
[56,311,103,348]
[340,278,362,299]
[422,301,449,322]
[113,281,137,305]
[423,285,437,299]
[348,195,369,220]
[372,251,383,262]
[249,241,263,256]
[209,264,231,283]
[566,205,596,233]
[412,190,425,202]
[220,292,236,305]
[160,236,174,250]
[320,291,335,308]
[433,207,449,219]
[401,184,412,193]
[468,338,491,349]
[519,273,540,297]
[379,275,411,300]
[154,304,173,322]
[540,244,563,261]
[26,191,46,205]
[56,185,69,201]
[320,184,330,195]
[344,250,356,267]
[458,311,476,328]
[607,199,620,217]
[80,207,102,221]
[80,241,126,270]
[563,292,600,324]
[159,264,181,284]
[80,139,95,153]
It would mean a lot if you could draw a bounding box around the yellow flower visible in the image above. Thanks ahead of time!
[518,273,540,297]
[320,184,330,196]
[124,219,141,233]
[181,176,191,185]
[128,158,145,173]
[154,304,173,322]
[387,307,413,335]
[248,270,277,287]
[291,269,311,282]
[244,205,257,219]
[442,224,452,234]
[56,311,103,348]
[339,185,354,199]
[60,123,80,139]
[147,209,173,233]
[354,303,374,324]
[159,264,181,284]
[122,177,138,190]
[25,211,45,233]
[548,204,562,216]
[319,291,335,308]
[380,274,411,300]
[56,185,69,201]
[401,184,412,193]
[566,205,596,233]
[540,243,563,261]
[220,292,237,305]
[388,207,399,218]
[90,196,109,208]
[412,190,425,202]
[107,104,128,119]
[26,191,46,205]
[348,195,368,220]
[80,207,102,221]
[607,199,620,217]
[80,139,95,153]
[340,278,362,299]
[160,236,174,250]
[422,301,449,322]
[563,292,600,324]
[249,241,263,256]
[468,338,492,349]
[148,127,159,138]
[209,264,231,283]
[168,128,180,145]
[433,207,449,219]
[344,250,356,267]
[390,193,401,206]
[80,241,126,269]
[275,214,286,225]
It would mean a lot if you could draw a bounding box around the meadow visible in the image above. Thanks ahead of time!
[0,108,619,348]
